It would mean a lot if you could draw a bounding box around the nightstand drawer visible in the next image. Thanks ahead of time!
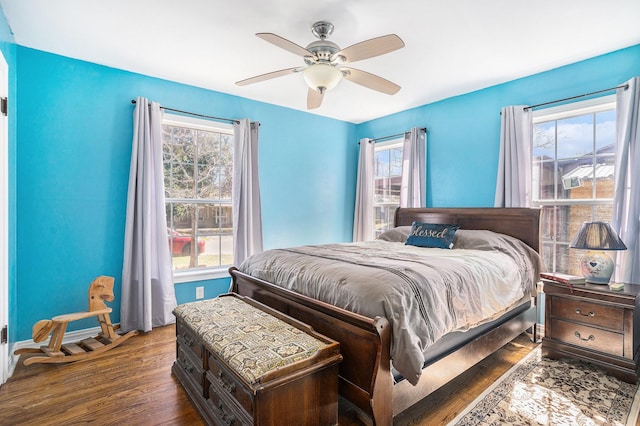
[550,296,624,331]
[550,319,623,356]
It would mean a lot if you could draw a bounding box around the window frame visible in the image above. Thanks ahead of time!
[162,113,234,283]
[531,95,616,274]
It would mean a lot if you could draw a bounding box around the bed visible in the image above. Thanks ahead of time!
[229,207,541,425]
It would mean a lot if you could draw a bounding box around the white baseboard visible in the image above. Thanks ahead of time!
[8,325,112,379]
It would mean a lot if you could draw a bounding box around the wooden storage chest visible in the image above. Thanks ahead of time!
[172,293,342,425]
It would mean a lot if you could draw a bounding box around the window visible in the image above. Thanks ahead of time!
[373,138,403,238]
[531,95,616,275]
[162,114,234,280]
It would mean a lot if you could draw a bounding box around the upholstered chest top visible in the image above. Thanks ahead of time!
[173,295,329,384]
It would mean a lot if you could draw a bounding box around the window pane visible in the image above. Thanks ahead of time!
[374,176,401,203]
[556,115,594,160]
[390,147,403,176]
[533,121,555,160]
[541,206,572,274]
[554,242,571,275]
[594,156,615,199]
[533,159,555,200]
[166,202,234,271]
[375,150,390,178]
[167,202,200,270]
[170,146,196,198]
[196,164,232,200]
[540,242,554,274]
[196,204,233,269]
[595,109,615,151]
[374,205,398,237]
[196,130,218,165]
[540,205,570,243]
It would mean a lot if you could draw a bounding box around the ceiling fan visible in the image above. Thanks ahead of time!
[236,21,405,109]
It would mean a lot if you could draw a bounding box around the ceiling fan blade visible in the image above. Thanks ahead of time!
[307,87,324,109]
[341,67,401,95]
[256,33,314,58]
[331,34,404,64]
[236,67,300,86]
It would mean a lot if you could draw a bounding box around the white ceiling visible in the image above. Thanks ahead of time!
[1,0,639,123]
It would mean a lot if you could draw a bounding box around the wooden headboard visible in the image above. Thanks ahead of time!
[394,207,541,253]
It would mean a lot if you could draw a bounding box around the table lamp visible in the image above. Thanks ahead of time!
[570,221,627,285]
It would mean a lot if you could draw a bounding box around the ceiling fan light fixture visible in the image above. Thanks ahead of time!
[239,22,405,109]
[303,64,342,92]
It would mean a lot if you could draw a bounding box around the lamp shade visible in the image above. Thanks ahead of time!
[570,221,626,285]
[303,64,342,92]
[570,221,627,250]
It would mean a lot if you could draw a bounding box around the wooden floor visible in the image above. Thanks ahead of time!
[1,324,538,425]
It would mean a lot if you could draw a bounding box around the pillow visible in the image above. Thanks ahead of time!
[453,229,516,250]
[405,222,459,249]
[377,226,412,242]
[452,229,546,292]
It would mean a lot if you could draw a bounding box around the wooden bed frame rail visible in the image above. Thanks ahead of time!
[230,207,541,425]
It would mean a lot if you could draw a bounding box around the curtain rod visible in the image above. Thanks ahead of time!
[523,84,629,111]
[130,99,239,124]
[368,127,427,143]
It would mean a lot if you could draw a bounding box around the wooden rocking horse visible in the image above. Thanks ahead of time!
[15,276,138,365]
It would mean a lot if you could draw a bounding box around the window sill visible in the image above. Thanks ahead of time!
[173,267,231,284]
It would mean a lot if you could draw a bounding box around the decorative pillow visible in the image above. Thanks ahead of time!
[377,226,412,242]
[405,222,459,249]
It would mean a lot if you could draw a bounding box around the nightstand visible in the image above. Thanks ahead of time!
[542,279,640,383]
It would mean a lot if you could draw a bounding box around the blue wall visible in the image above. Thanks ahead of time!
[13,47,357,339]
[359,44,640,207]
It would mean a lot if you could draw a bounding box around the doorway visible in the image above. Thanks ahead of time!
[0,49,9,385]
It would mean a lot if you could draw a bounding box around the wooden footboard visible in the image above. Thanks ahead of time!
[229,267,393,425]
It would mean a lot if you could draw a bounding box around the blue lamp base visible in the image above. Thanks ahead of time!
[580,250,614,285]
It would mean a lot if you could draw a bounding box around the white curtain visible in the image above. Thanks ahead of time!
[612,77,640,283]
[232,119,263,265]
[353,138,375,242]
[121,97,177,333]
[400,127,426,207]
[495,106,532,207]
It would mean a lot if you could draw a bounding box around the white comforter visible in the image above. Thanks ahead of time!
[238,231,541,385]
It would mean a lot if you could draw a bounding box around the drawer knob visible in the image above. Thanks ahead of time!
[178,357,195,373]
[217,370,237,392]
[216,401,236,425]
[182,334,194,347]
[576,309,595,317]
[574,331,595,342]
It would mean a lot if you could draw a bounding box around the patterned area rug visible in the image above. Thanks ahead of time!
[448,347,640,425]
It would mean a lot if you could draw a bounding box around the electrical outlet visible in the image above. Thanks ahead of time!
[196,286,205,299]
